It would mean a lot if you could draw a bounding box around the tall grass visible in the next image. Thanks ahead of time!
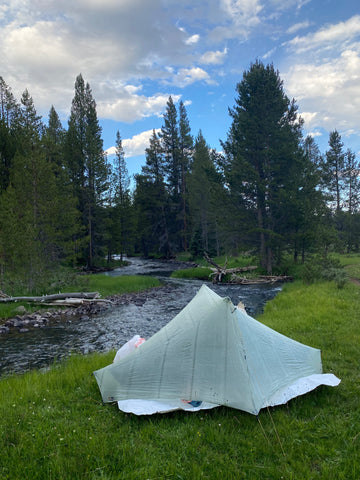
[73,274,161,297]
[0,280,359,479]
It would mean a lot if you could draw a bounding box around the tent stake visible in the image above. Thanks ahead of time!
[267,407,286,457]
[256,415,271,445]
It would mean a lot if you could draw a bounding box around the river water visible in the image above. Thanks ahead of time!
[0,257,281,376]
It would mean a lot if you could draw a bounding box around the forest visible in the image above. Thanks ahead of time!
[0,60,359,291]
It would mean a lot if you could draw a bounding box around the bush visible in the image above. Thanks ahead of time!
[302,255,348,288]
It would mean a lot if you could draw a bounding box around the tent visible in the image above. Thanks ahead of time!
[94,284,340,415]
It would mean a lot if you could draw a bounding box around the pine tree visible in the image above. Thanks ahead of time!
[133,130,171,256]
[188,131,222,256]
[0,77,18,191]
[111,131,132,261]
[343,149,359,214]
[222,61,304,273]
[323,130,345,213]
[178,101,193,251]
[0,76,20,127]
[160,96,180,195]
[159,97,193,253]
[65,74,110,267]
[142,129,165,181]
[43,106,83,265]
[0,91,65,289]
[341,149,360,252]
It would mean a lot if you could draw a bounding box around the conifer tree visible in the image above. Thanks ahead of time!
[43,106,83,265]
[341,148,360,252]
[65,74,110,267]
[111,131,132,261]
[160,96,180,195]
[142,129,165,181]
[222,61,304,273]
[178,100,193,251]
[133,130,170,256]
[0,91,67,288]
[188,131,222,256]
[323,130,345,213]
[0,77,18,191]
[159,97,193,253]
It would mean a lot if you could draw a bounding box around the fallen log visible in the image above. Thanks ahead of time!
[204,252,258,283]
[0,292,101,303]
[42,298,113,306]
[230,274,293,285]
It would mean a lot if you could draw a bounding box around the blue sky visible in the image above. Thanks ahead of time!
[1,0,360,178]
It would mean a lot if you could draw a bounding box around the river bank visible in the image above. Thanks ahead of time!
[0,284,174,334]
[0,279,358,479]
[0,259,281,376]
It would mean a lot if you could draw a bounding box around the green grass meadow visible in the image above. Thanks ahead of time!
[1,278,359,479]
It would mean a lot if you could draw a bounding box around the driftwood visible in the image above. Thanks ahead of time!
[0,292,112,307]
[204,252,258,283]
[203,253,292,284]
[230,274,292,285]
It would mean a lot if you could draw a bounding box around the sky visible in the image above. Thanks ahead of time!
[1,0,360,178]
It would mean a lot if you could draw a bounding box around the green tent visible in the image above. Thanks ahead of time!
[94,284,340,415]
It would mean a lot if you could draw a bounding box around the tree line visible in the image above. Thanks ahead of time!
[0,61,359,289]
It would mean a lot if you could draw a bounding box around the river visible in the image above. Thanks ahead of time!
[0,257,281,376]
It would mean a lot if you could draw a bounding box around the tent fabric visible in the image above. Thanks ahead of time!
[93,284,340,415]
[116,398,219,415]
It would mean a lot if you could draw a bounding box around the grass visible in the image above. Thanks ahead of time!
[172,254,260,280]
[171,266,213,280]
[0,275,161,321]
[71,274,161,297]
[0,278,359,479]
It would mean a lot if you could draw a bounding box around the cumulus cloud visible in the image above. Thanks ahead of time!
[200,48,228,65]
[0,0,189,115]
[105,129,161,158]
[280,14,360,140]
[185,34,200,45]
[97,89,181,122]
[172,67,211,87]
[284,49,360,135]
[1,0,257,119]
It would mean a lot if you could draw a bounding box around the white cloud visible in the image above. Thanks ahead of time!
[97,90,181,122]
[262,47,277,60]
[185,34,200,45]
[105,129,161,158]
[123,129,161,157]
[286,15,360,54]
[284,49,360,135]
[172,67,211,87]
[0,0,293,121]
[209,0,263,41]
[0,0,187,114]
[299,111,319,129]
[220,0,263,26]
[307,130,323,138]
[281,14,360,140]
[200,48,228,65]
[286,21,310,35]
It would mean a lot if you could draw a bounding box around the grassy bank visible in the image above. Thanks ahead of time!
[0,274,161,321]
[171,254,260,281]
[1,279,359,479]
